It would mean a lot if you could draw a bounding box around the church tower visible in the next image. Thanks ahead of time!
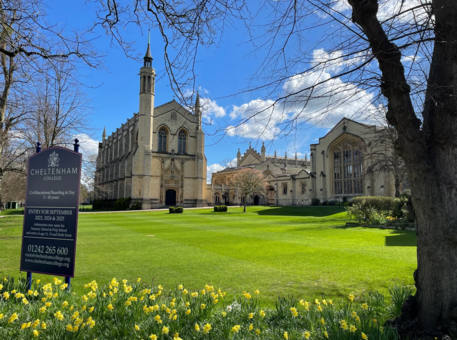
[195,91,207,206]
[132,33,156,209]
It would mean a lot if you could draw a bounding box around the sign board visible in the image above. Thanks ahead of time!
[20,147,82,277]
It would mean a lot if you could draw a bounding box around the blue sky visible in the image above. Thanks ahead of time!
[45,1,413,182]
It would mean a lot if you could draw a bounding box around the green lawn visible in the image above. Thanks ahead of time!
[0,206,416,305]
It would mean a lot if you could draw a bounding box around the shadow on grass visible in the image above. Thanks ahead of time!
[385,230,417,247]
[0,209,24,216]
[256,206,345,217]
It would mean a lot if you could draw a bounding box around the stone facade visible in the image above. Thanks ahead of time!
[209,118,397,206]
[95,42,208,209]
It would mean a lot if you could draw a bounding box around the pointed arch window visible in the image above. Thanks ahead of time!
[178,130,187,154]
[158,128,168,152]
[331,136,363,195]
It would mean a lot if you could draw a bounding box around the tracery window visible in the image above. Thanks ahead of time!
[331,136,363,195]
[158,128,167,152]
[178,130,187,154]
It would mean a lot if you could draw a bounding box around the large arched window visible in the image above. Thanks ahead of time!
[178,130,187,154]
[158,127,168,152]
[331,136,363,195]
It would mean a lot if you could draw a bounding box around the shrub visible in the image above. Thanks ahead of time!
[169,207,176,213]
[175,207,183,213]
[93,200,102,210]
[346,200,379,224]
[130,201,142,210]
[311,198,320,206]
[343,202,351,207]
[121,197,131,210]
[352,196,396,212]
[214,205,227,212]
[114,198,123,210]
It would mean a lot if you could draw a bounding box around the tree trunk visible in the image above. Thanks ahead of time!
[348,0,457,337]
[243,197,246,213]
[394,176,401,198]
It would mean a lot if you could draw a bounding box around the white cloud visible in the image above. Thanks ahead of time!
[225,48,381,139]
[282,68,380,128]
[401,55,421,63]
[227,99,283,140]
[74,133,100,188]
[184,87,226,124]
[201,97,226,123]
[377,0,429,23]
[74,133,99,159]
[311,49,368,75]
[329,0,429,24]
[207,163,224,184]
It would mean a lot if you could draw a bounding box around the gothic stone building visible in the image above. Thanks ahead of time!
[95,42,208,209]
[209,118,396,206]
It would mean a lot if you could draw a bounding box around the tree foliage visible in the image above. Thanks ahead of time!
[234,168,267,212]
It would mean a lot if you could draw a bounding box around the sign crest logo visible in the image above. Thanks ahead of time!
[48,151,60,167]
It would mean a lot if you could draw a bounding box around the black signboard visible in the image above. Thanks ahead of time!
[20,147,82,277]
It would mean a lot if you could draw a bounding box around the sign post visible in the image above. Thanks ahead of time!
[20,140,82,289]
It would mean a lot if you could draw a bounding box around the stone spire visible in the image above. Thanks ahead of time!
[102,127,106,141]
[295,152,298,166]
[143,30,153,67]
[274,150,277,164]
[237,148,241,166]
[195,91,202,130]
[261,142,266,161]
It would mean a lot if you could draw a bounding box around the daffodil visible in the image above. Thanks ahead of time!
[231,325,241,333]
[203,323,212,334]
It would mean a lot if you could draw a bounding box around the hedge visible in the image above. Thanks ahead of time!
[169,207,183,214]
[130,201,142,210]
[92,200,116,210]
[311,198,320,206]
[214,205,227,212]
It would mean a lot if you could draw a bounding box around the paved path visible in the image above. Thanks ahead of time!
[79,206,214,215]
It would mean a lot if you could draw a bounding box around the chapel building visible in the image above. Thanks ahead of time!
[209,118,397,206]
[95,42,208,209]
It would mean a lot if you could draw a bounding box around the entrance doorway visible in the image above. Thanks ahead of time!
[165,189,177,206]
[254,195,260,205]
